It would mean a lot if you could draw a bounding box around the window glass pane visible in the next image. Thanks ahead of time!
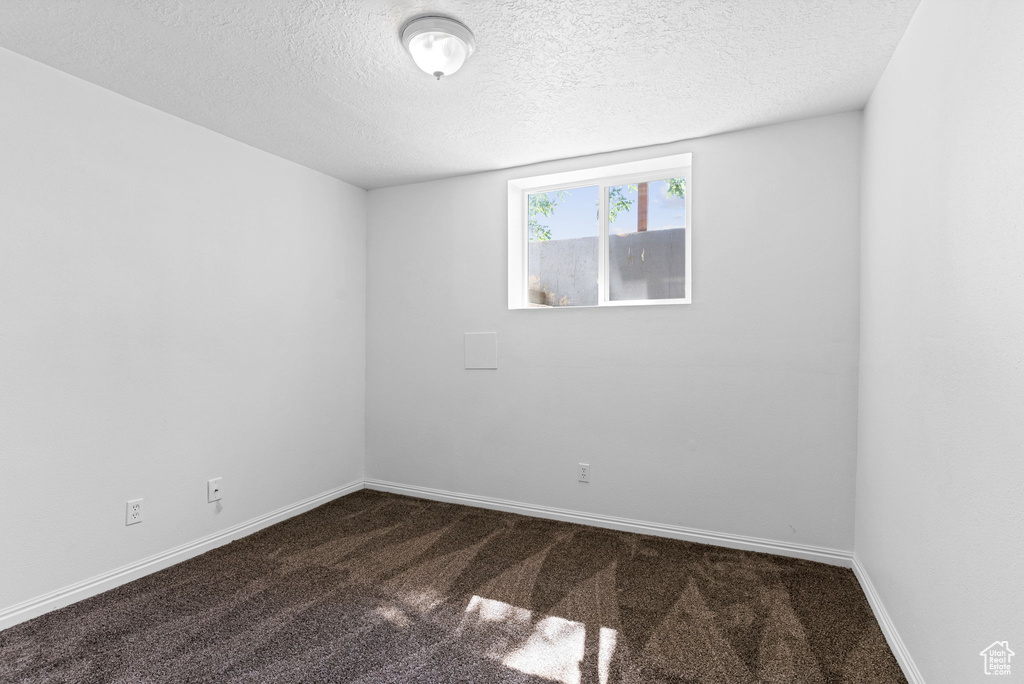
[607,177,686,301]
[527,185,599,307]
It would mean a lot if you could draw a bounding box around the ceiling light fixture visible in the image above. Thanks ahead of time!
[401,16,475,81]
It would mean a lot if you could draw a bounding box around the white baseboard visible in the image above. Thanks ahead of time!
[852,555,925,683]
[364,479,854,568]
[0,479,364,633]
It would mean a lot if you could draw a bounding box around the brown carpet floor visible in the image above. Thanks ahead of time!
[0,490,906,683]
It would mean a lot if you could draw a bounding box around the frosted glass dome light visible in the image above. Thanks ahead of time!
[401,16,475,80]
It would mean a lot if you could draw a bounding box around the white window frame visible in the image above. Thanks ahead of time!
[508,153,692,310]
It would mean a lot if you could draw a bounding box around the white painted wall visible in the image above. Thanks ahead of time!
[0,48,366,614]
[366,112,862,552]
[857,1,1024,681]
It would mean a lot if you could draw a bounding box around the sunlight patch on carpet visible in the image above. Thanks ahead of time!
[460,595,618,684]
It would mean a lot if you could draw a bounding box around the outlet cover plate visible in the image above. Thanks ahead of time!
[126,499,143,525]
[208,478,223,502]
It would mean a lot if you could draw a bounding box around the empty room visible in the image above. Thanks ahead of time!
[1,1,1021,682]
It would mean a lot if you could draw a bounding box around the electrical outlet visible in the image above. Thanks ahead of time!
[208,477,223,502]
[578,463,590,483]
[126,499,143,526]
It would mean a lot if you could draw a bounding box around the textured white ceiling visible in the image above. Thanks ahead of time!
[0,0,919,189]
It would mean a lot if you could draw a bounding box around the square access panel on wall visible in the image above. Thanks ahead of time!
[464,332,497,369]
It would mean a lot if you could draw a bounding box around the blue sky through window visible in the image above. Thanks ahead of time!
[530,180,685,241]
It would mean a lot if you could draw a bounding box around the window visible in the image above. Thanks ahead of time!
[508,154,691,309]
